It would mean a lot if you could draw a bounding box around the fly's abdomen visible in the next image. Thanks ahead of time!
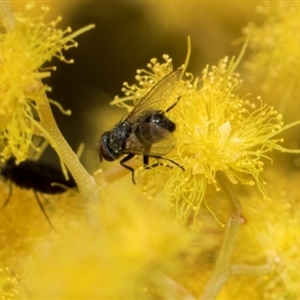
[134,112,176,145]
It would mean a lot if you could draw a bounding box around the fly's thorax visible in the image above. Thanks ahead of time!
[109,121,132,155]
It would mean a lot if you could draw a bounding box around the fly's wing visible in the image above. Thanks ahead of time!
[123,122,176,157]
[127,69,182,122]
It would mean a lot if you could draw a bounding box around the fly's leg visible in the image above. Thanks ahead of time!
[143,155,149,166]
[144,156,185,171]
[33,190,57,232]
[163,157,185,171]
[165,96,181,113]
[120,153,137,184]
[143,155,153,169]
[1,181,12,208]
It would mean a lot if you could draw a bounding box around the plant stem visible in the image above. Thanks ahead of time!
[96,159,139,187]
[162,272,196,300]
[230,263,272,276]
[38,94,99,213]
[200,172,241,300]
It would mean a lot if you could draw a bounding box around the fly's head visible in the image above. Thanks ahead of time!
[98,131,116,162]
[98,121,131,162]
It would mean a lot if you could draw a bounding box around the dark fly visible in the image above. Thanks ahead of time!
[98,69,184,183]
[0,157,77,229]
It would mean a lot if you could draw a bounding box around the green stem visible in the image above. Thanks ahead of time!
[200,172,241,300]
[230,263,272,276]
[38,94,99,218]
[0,0,15,31]
[62,24,95,42]
[265,119,300,140]
[231,33,250,74]
[274,146,300,154]
[97,159,139,187]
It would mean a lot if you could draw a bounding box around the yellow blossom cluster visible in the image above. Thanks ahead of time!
[113,53,295,223]
[0,267,20,299]
[0,4,79,163]
[244,2,300,118]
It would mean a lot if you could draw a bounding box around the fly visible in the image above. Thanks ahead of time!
[97,69,184,184]
[0,157,77,229]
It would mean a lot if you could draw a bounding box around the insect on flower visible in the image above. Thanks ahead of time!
[0,157,77,229]
[97,69,184,184]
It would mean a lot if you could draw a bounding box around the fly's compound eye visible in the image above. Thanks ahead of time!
[98,132,115,162]
[99,144,115,162]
